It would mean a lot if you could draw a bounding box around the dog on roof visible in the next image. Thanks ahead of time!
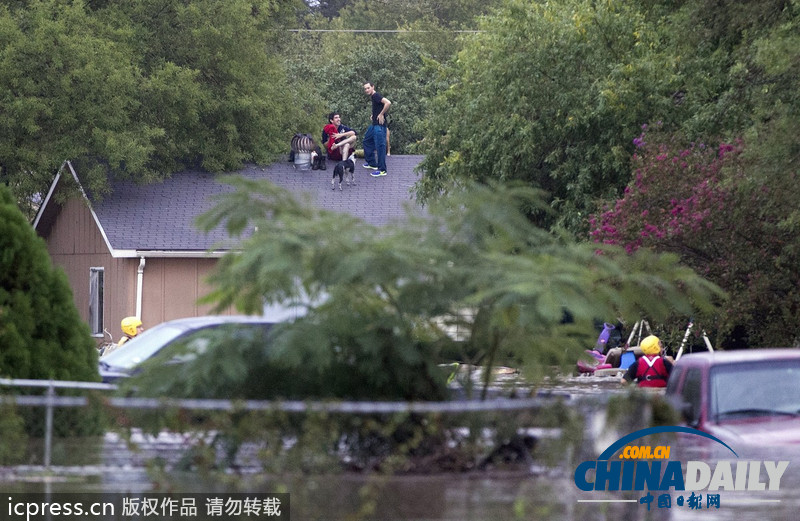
[331,153,356,190]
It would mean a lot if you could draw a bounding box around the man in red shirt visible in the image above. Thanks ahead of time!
[324,112,357,164]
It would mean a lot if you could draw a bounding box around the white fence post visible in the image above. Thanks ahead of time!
[44,381,54,469]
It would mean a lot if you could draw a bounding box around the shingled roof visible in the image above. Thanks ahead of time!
[35,155,426,256]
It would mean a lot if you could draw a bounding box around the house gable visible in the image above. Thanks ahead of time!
[34,161,122,257]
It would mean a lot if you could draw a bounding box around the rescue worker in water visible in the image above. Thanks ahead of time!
[102,316,144,356]
[621,335,674,387]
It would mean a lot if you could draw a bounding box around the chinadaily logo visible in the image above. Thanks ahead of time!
[574,427,788,511]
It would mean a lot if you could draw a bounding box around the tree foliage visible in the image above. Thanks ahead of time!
[415,0,800,234]
[0,0,304,212]
[281,31,432,155]
[127,179,721,400]
[280,0,500,155]
[99,0,302,172]
[0,0,149,212]
[406,0,799,346]
[589,127,800,348]
[0,184,98,381]
[586,0,800,347]
[337,0,499,30]
[415,0,687,230]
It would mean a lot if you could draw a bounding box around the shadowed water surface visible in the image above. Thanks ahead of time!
[3,376,799,520]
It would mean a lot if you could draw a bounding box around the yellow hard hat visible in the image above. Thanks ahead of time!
[640,335,662,355]
[121,316,143,337]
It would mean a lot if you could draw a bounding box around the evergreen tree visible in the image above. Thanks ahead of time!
[0,184,98,381]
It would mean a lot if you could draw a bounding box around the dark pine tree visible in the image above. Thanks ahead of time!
[0,185,98,381]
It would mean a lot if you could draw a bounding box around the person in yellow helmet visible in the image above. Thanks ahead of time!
[621,335,674,387]
[117,316,144,347]
[100,316,144,356]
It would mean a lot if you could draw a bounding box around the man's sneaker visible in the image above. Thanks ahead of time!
[377,170,387,177]
[363,163,377,169]
[370,170,383,177]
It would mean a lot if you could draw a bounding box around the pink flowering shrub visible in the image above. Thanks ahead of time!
[590,126,740,262]
[589,126,800,347]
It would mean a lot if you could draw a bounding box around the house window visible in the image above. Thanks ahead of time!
[89,267,104,336]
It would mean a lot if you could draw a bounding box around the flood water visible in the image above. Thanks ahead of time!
[3,374,800,520]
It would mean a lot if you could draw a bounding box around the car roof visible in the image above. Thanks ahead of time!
[676,348,800,367]
[152,315,276,331]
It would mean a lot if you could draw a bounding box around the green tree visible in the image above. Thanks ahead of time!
[335,0,500,31]
[96,0,303,172]
[587,1,800,347]
[653,0,798,139]
[282,31,433,154]
[281,0,500,154]
[129,179,721,400]
[0,0,306,212]
[414,0,799,235]
[0,184,98,381]
[590,128,800,348]
[305,0,349,19]
[415,0,687,231]
[0,0,156,214]
[742,0,800,194]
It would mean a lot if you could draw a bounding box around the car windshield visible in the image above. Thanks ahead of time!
[100,324,187,370]
[711,360,800,420]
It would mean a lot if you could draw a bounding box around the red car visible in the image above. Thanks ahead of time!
[666,349,800,446]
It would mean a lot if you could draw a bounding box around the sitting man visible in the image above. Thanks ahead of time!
[323,112,357,165]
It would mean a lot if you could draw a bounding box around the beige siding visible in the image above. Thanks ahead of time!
[45,197,134,341]
[41,190,238,344]
[140,257,233,326]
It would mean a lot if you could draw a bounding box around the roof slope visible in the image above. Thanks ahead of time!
[43,155,425,254]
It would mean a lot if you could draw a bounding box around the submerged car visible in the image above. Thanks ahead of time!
[98,315,275,383]
[666,349,800,446]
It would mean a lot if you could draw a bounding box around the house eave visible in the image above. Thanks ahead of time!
[110,250,231,259]
[32,163,65,232]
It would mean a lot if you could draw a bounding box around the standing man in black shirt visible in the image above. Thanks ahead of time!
[362,82,391,177]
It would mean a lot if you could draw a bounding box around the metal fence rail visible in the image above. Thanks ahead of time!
[0,376,584,413]
[0,378,599,478]
[4,394,572,412]
[0,378,114,469]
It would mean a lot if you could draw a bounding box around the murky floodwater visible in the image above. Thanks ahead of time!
[3,375,800,520]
